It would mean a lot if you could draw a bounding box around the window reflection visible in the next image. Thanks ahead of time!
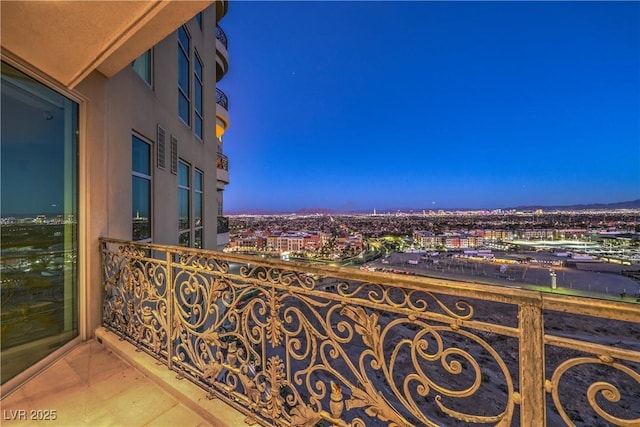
[132,135,151,241]
[1,62,79,384]
[178,161,190,246]
[132,49,152,86]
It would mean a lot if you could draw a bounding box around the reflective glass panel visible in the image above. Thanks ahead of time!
[178,161,189,233]
[194,170,203,192]
[132,136,151,241]
[178,27,189,95]
[194,170,203,227]
[132,135,151,175]
[178,50,189,94]
[132,50,152,85]
[179,231,190,247]
[178,27,190,53]
[195,115,202,140]
[194,193,202,226]
[1,62,79,384]
[179,188,189,231]
[178,162,189,187]
[132,176,151,240]
[179,92,190,125]
[194,55,202,80]
[194,229,202,249]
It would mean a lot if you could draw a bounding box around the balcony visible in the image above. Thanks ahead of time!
[216,25,229,82]
[216,87,229,138]
[217,152,230,184]
[216,0,228,23]
[216,87,229,110]
[217,215,230,234]
[92,238,639,426]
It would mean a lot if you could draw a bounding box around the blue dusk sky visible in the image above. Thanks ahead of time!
[220,1,640,213]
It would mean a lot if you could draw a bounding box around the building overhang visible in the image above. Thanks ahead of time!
[1,0,213,89]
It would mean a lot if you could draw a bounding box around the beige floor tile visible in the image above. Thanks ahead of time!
[144,403,210,427]
[1,336,248,427]
[17,359,83,404]
[0,389,30,409]
[66,341,130,385]
[87,365,148,402]
[84,377,178,426]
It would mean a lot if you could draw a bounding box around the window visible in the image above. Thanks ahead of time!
[178,26,190,126]
[194,170,203,248]
[132,135,152,241]
[1,62,79,383]
[178,160,190,246]
[132,49,152,86]
[194,52,203,140]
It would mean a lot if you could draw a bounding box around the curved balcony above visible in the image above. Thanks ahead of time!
[215,88,229,138]
[216,87,228,110]
[216,25,229,82]
[216,25,228,49]
[216,152,230,184]
[216,0,228,23]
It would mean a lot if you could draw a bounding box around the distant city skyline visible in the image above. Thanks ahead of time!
[221,1,639,212]
[225,198,640,216]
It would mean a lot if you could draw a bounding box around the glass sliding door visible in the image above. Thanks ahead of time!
[1,62,79,384]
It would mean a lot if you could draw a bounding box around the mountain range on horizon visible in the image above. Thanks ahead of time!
[227,199,640,216]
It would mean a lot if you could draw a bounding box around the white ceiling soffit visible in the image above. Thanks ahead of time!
[1,1,213,89]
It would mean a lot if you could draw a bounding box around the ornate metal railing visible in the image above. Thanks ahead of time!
[100,237,640,427]
[216,88,229,111]
[217,216,229,234]
[216,25,228,49]
[217,152,229,171]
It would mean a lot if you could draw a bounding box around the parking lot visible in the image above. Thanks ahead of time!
[367,251,640,301]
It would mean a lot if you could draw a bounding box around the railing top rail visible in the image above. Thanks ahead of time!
[99,237,640,322]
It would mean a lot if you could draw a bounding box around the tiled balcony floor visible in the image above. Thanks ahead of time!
[1,330,249,426]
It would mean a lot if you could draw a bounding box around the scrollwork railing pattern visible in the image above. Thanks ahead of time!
[100,238,640,426]
[216,88,228,111]
[217,152,229,171]
[101,242,169,358]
